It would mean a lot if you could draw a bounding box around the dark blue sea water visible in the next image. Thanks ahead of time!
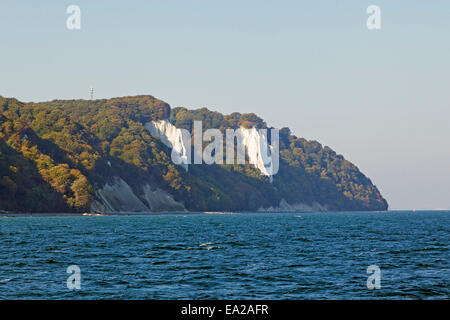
[0,211,448,299]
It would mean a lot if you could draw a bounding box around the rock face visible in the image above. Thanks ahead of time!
[145,119,278,180]
[239,127,278,181]
[145,120,189,171]
[258,199,327,212]
[141,184,185,212]
[92,176,185,213]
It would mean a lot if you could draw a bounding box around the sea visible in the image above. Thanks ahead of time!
[0,211,448,299]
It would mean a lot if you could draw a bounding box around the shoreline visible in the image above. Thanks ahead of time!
[1,210,448,218]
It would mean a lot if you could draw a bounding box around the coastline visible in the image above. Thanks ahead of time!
[2,210,448,218]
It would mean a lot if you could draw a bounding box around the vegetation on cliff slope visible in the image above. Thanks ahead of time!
[0,95,388,212]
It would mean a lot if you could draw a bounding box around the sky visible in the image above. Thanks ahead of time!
[0,0,449,210]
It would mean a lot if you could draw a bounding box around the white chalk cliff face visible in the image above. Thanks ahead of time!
[258,199,327,213]
[145,120,189,171]
[145,119,278,179]
[91,176,185,213]
[239,127,278,181]
[89,121,322,213]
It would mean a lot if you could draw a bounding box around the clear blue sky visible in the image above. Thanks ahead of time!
[1,1,449,210]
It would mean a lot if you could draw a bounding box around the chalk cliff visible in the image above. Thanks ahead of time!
[145,119,278,180]
[239,126,278,181]
[145,120,189,171]
[0,95,388,213]
[92,177,185,213]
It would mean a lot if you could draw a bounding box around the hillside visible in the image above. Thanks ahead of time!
[0,95,388,213]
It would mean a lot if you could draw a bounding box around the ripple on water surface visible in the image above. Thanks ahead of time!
[0,211,449,299]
